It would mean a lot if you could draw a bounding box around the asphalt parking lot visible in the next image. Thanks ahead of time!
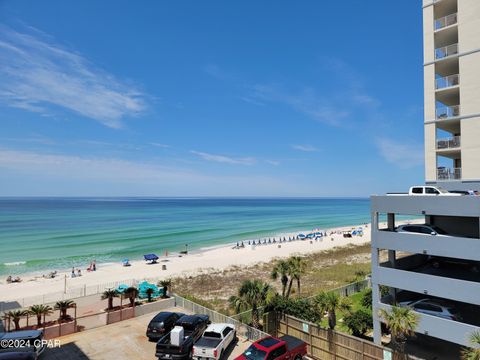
[42,307,251,360]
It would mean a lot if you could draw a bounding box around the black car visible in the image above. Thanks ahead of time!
[0,353,37,360]
[147,312,185,341]
[155,314,210,360]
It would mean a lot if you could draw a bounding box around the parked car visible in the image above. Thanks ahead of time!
[147,312,185,341]
[428,256,480,272]
[155,314,210,360]
[0,352,37,360]
[193,323,236,360]
[398,298,462,321]
[235,335,307,360]
[396,224,448,236]
[0,330,46,358]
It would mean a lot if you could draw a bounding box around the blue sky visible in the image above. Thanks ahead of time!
[0,1,425,197]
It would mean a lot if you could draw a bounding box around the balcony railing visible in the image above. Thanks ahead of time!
[436,105,460,119]
[437,167,461,180]
[436,136,460,149]
[434,13,458,30]
[435,43,458,59]
[435,74,459,89]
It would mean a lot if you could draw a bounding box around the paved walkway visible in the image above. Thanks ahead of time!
[43,307,251,360]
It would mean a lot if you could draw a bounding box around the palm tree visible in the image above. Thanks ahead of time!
[29,304,53,327]
[462,330,480,360]
[101,289,119,311]
[378,306,418,354]
[314,291,352,330]
[287,256,307,297]
[271,260,290,297]
[158,279,172,298]
[6,310,28,331]
[54,300,76,320]
[123,287,139,307]
[145,287,155,302]
[229,279,275,329]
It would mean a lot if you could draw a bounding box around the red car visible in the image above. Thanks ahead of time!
[235,336,307,360]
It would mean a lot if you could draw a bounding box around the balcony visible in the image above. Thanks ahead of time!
[435,74,459,90]
[435,43,458,59]
[436,136,460,149]
[436,105,460,120]
[437,167,461,180]
[434,13,457,31]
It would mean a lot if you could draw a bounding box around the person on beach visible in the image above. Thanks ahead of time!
[93,260,96,271]
[71,267,76,278]
[77,268,82,277]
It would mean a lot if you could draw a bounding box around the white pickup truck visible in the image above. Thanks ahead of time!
[388,186,462,196]
[192,323,236,360]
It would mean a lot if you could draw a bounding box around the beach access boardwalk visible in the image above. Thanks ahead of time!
[42,305,252,360]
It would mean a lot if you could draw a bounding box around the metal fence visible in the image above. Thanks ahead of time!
[0,276,163,313]
[304,278,371,302]
[173,295,269,342]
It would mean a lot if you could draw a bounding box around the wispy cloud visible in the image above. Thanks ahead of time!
[0,25,147,128]
[265,160,280,166]
[250,84,350,127]
[190,150,256,165]
[376,138,424,169]
[291,144,319,152]
[0,148,302,196]
[150,142,170,148]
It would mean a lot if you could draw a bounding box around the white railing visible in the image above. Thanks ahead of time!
[435,43,458,59]
[435,74,459,89]
[437,167,462,180]
[434,13,458,30]
[436,136,460,149]
[436,105,460,119]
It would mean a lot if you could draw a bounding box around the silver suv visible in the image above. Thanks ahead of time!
[396,224,448,236]
[398,298,462,321]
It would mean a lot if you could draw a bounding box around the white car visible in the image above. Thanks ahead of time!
[396,224,448,236]
[399,298,462,321]
[193,323,236,360]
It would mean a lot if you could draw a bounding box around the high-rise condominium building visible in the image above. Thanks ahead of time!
[424,0,480,189]
[370,0,480,352]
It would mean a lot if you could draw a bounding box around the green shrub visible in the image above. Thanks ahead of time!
[361,288,372,309]
[343,308,373,337]
[267,295,321,323]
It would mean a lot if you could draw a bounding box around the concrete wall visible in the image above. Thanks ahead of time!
[374,230,480,262]
[371,195,480,346]
[460,117,480,181]
[135,297,175,317]
[423,4,435,64]
[458,0,480,53]
[424,123,437,182]
[376,303,480,347]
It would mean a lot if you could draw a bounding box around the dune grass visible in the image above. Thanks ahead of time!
[172,243,372,313]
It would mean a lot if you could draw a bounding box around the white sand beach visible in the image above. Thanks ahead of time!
[0,220,418,303]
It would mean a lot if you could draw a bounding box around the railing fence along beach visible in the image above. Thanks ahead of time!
[0,276,156,312]
[0,277,371,313]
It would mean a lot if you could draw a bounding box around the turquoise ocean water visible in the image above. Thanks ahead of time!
[0,198,371,276]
